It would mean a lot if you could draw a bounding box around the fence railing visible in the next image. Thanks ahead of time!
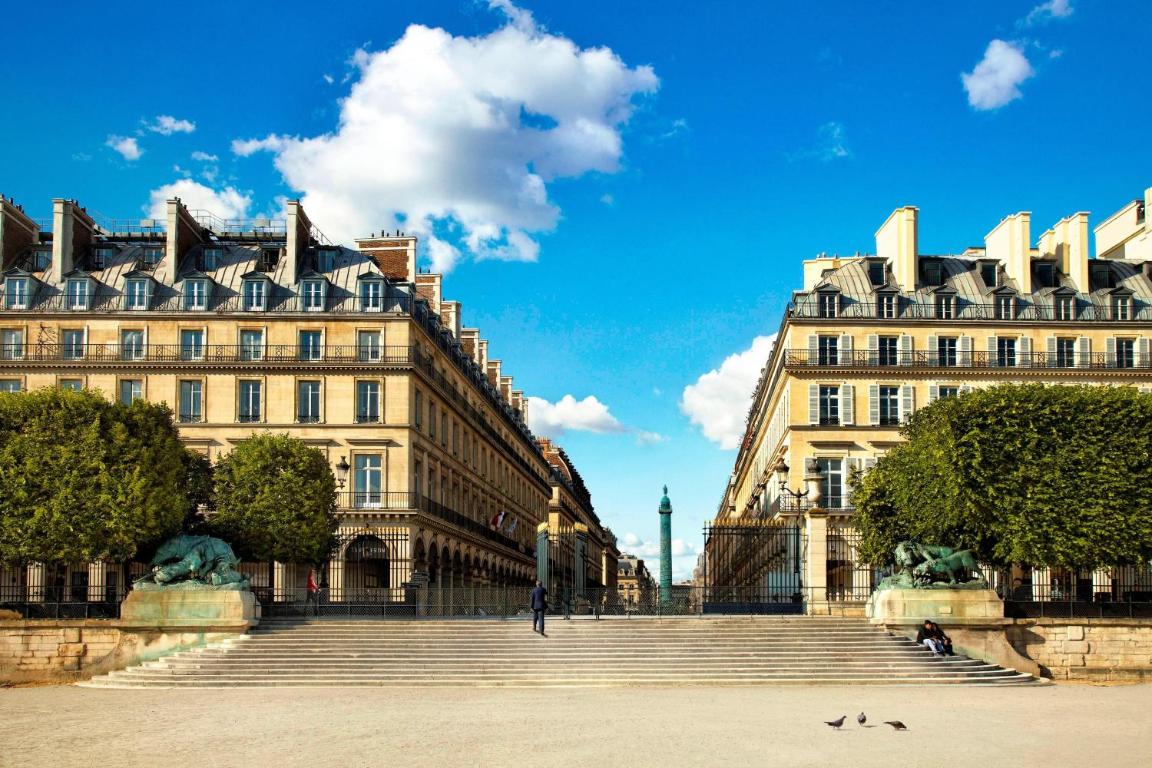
[790,300,1148,323]
[0,585,128,619]
[0,343,416,365]
[784,349,1146,370]
[0,292,416,316]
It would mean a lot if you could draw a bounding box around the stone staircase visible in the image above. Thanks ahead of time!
[80,616,1041,688]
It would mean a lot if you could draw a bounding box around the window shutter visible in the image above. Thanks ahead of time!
[1046,336,1057,367]
[1106,337,1117,368]
[1141,386,1152,395]
[862,457,877,473]
[899,334,913,365]
[960,384,974,395]
[808,334,818,364]
[1077,336,1090,368]
[1139,338,1150,368]
[926,335,937,365]
[866,334,878,365]
[959,335,972,366]
[844,458,860,507]
[808,384,819,425]
[900,385,915,423]
[928,384,939,404]
[1018,336,1032,368]
[868,385,880,426]
[986,336,997,361]
[840,384,854,425]
[840,334,853,365]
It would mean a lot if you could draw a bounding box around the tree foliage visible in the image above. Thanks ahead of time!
[852,384,1152,568]
[0,388,188,565]
[209,433,338,564]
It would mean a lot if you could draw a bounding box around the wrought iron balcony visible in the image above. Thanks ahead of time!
[784,349,1148,370]
[789,300,1148,323]
[0,343,416,366]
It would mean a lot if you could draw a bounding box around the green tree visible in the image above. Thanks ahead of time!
[852,384,1152,568]
[180,449,215,532]
[0,388,188,565]
[209,433,338,564]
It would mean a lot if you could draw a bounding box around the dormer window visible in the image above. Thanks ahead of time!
[4,277,29,309]
[817,292,838,319]
[1091,263,1115,291]
[124,278,152,310]
[359,279,384,312]
[316,248,338,272]
[867,261,886,286]
[935,294,955,319]
[1113,295,1132,321]
[981,262,998,288]
[243,279,267,311]
[921,260,944,287]
[185,279,209,311]
[91,247,114,270]
[1054,296,1076,321]
[259,247,280,272]
[301,280,326,312]
[30,248,50,272]
[1034,261,1057,288]
[66,278,90,310]
[200,248,222,271]
[141,247,163,268]
[995,295,1015,320]
[876,293,897,319]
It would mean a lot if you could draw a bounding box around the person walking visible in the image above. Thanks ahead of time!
[306,568,321,616]
[530,581,548,636]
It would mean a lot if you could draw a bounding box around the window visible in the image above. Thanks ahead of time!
[30,249,50,271]
[179,329,204,361]
[817,336,839,366]
[316,249,337,272]
[119,379,142,404]
[414,389,423,428]
[996,337,1016,367]
[878,385,900,426]
[297,380,321,423]
[61,329,85,360]
[817,293,838,318]
[298,330,322,361]
[66,279,89,310]
[179,380,203,423]
[980,263,997,287]
[58,379,82,391]
[184,280,208,311]
[120,330,145,360]
[358,331,381,362]
[124,279,150,310]
[0,380,21,393]
[200,248,221,271]
[441,414,448,446]
[818,385,839,426]
[938,386,960,400]
[921,261,943,287]
[816,458,843,509]
[238,381,262,422]
[1055,296,1075,321]
[354,454,383,508]
[239,330,264,361]
[4,278,29,309]
[141,248,163,268]
[995,295,1014,320]
[360,280,383,312]
[867,261,886,286]
[1113,296,1132,321]
[877,336,898,366]
[1034,262,1056,288]
[1116,338,1135,369]
[356,381,380,423]
[301,281,325,311]
[936,295,955,320]
[0,329,23,360]
[91,247,114,270]
[242,280,266,311]
[937,337,957,367]
[876,294,897,319]
[1055,337,1076,368]
[429,402,437,437]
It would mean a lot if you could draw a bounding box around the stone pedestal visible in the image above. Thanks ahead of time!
[866,587,1004,621]
[119,587,259,630]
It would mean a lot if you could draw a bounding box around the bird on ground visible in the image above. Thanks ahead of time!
[857,712,866,726]
[884,721,908,731]
[825,716,846,729]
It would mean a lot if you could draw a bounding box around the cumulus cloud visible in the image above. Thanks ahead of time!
[527,395,627,438]
[145,179,252,221]
[962,39,1035,111]
[620,533,698,580]
[1023,0,1073,26]
[191,151,218,162]
[106,136,142,161]
[230,1,657,271]
[148,115,196,135]
[680,335,776,450]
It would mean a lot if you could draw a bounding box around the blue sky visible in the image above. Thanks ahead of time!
[2,0,1149,578]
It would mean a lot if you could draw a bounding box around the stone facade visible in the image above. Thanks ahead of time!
[1007,618,1152,681]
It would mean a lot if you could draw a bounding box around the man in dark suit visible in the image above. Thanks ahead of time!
[530,581,548,636]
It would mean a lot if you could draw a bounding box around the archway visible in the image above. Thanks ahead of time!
[344,535,390,595]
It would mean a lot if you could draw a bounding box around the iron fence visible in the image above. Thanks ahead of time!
[1000,564,1152,618]
[0,585,127,619]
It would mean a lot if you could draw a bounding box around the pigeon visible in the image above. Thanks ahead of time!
[884,721,908,731]
[825,716,846,729]
[857,712,867,727]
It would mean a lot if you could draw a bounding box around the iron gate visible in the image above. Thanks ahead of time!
[702,519,806,614]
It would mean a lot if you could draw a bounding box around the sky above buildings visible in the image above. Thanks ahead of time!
[2,0,1150,578]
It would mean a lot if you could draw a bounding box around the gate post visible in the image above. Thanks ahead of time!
[574,523,588,598]
[805,507,830,615]
[536,523,550,587]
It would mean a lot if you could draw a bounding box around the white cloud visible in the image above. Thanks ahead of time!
[191,151,218,162]
[106,135,142,161]
[620,533,698,581]
[962,39,1035,111]
[527,395,627,438]
[1023,0,1073,26]
[323,74,335,85]
[148,115,196,135]
[680,334,775,450]
[145,179,252,220]
[230,1,657,270]
[635,431,667,446]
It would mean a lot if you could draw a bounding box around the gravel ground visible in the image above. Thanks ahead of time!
[1,683,1150,768]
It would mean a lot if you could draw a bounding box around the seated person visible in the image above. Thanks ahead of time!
[928,621,954,656]
[916,619,945,655]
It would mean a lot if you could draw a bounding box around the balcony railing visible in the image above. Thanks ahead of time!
[790,300,1149,323]
[0,343,416,365]
[336,491,417,510]
[0,292,416,315]
[784,349,1149,370]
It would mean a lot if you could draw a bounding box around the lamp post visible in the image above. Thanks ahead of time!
[772,457,825,510]
[335,456,350,490]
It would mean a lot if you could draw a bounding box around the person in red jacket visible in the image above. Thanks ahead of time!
[306,568,321,616]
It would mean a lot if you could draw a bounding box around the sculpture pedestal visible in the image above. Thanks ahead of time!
[866,587,1003,622]
[118,587,259,630]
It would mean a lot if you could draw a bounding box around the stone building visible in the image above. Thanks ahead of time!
[0,194,613,607]
[616,555,655,608]
[706,187,1152,613]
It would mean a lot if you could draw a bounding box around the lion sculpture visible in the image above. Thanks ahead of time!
[135,534,250,589]
[878,540,985,589]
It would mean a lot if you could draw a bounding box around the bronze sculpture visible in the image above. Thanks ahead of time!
[877,540,986,589]
[134,534,250,590]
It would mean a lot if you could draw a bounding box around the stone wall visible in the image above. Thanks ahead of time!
[1007,618,1152,681]
[1,620,243,684]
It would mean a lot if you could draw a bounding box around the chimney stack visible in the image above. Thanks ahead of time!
[52,199,95,279]
[0,197,39,272]
[875,206,918,290]
[163,198,207,285]
[985,212,1032,294]
[1039,213,1090,292]
[285,200,313,285]
[355,232,417,281]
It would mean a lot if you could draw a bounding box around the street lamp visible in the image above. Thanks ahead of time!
[772,457,825,509]
[335,456,350,490]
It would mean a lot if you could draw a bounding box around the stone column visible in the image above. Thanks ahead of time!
[574,523,588,597]
[87,561,107,603]
[658,486,673,604]
[1092,568,1111,601]
[27,563,45,602]
[1033,567,1051,601]
[273,562,288,602]
[804,508,830,615]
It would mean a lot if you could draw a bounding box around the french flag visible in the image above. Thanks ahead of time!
[490,510,506,529]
